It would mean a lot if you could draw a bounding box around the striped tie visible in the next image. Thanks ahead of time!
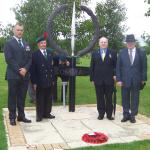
[18,39,23,48]
[43,50,47,59]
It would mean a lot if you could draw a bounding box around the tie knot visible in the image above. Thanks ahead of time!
[18,39,23,47]
[43,50,47,58]
[101,49,106,53]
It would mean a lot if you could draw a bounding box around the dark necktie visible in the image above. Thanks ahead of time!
[18,39,23,48]
[129,49,133,64]
[43,50,47,59]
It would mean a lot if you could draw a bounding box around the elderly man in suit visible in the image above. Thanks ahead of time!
[4,22,32,125]
[30,34,55,122]
[116,34,147,123]
[90,37,117,120]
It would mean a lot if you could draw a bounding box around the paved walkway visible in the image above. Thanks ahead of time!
[3,105,150,150]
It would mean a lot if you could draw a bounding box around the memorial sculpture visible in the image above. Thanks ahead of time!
[47,2,100,112]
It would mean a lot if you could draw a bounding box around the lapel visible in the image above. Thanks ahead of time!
[104,48,110,62]
[46,50,54,66]
[13,37,25,50]
[96,48,108,63]
[132,48,138,66]
[100,48,109,63]
[38,50,46,62]
[38,49,53,64]
[124,48,132,66]
[97,50,102,61]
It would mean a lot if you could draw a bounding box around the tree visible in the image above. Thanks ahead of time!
[145,0,150,16]
[95,0,127,52]
[143,0,150,54]
[141,32,150,54]
[13,0,127,54]
[13,0,90,51]
[0,23,13,51]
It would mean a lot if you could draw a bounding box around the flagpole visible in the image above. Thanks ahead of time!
[71,2,76,56]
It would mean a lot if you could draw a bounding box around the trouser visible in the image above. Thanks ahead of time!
[8,79,29,120]
[95,84,114,118]
[36,86,52,119]
[28,81,36,102]
[52,76,57,102]
[121,86,140,118]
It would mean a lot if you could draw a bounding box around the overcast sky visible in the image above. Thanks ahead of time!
[0,0,150,39]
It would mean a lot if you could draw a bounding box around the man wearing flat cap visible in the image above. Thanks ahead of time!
[30,33,55,122]
[116,34,147,123]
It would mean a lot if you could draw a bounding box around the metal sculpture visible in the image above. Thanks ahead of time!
[47,3,100,112]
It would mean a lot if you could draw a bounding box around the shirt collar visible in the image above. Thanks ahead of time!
[100,48,107,53]
[13,36,22,42]
[128,47,136,52]
[40,49,46,52]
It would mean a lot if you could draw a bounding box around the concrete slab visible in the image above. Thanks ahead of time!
[81,119,128,138]
[52,120,91,142]
[3,105,150,150]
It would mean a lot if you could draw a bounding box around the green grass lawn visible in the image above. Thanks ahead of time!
[71,140,150,150]
[0,53,150,150]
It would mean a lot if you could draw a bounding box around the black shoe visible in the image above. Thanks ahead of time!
[107,117,114,120]
[130,116,136,123]
[36,118,42,122]
[10,119,16,126]
[17,117,31,123]
[97,116,104,120]
[121,117,130,122]
[48,114,55,119]
[44,114,55,119]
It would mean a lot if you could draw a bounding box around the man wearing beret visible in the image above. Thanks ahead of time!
[30,34,55,122]
[4,22,32,125]
[116,34,147,123]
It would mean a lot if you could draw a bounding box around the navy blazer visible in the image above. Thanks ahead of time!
[30,49,54,88]
[4,37,32,80]
[90,49,117,85]
[116,48,147,87]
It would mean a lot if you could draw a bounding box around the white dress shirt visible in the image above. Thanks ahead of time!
[40,49,47,56]
[128,47,136,64]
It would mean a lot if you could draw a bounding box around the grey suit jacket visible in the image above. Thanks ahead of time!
[4,37,32,80]
[116,48,147,87]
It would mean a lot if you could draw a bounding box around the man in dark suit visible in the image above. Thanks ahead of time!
[30,34,55,122]
[90,37,117,120]
[4,22,32,125]
[116,34,147,123]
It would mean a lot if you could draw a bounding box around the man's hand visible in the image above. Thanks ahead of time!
[66,61,70,66]
[117,81,123,87]
[33,84,37,91]
[19,68,27,77]
[113,76,116,81]
[91,81,95,85]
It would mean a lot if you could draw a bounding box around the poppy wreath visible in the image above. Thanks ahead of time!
[82,132,108,144]
[47,4,100,57]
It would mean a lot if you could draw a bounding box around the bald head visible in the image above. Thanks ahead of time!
[99,37,108,49]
